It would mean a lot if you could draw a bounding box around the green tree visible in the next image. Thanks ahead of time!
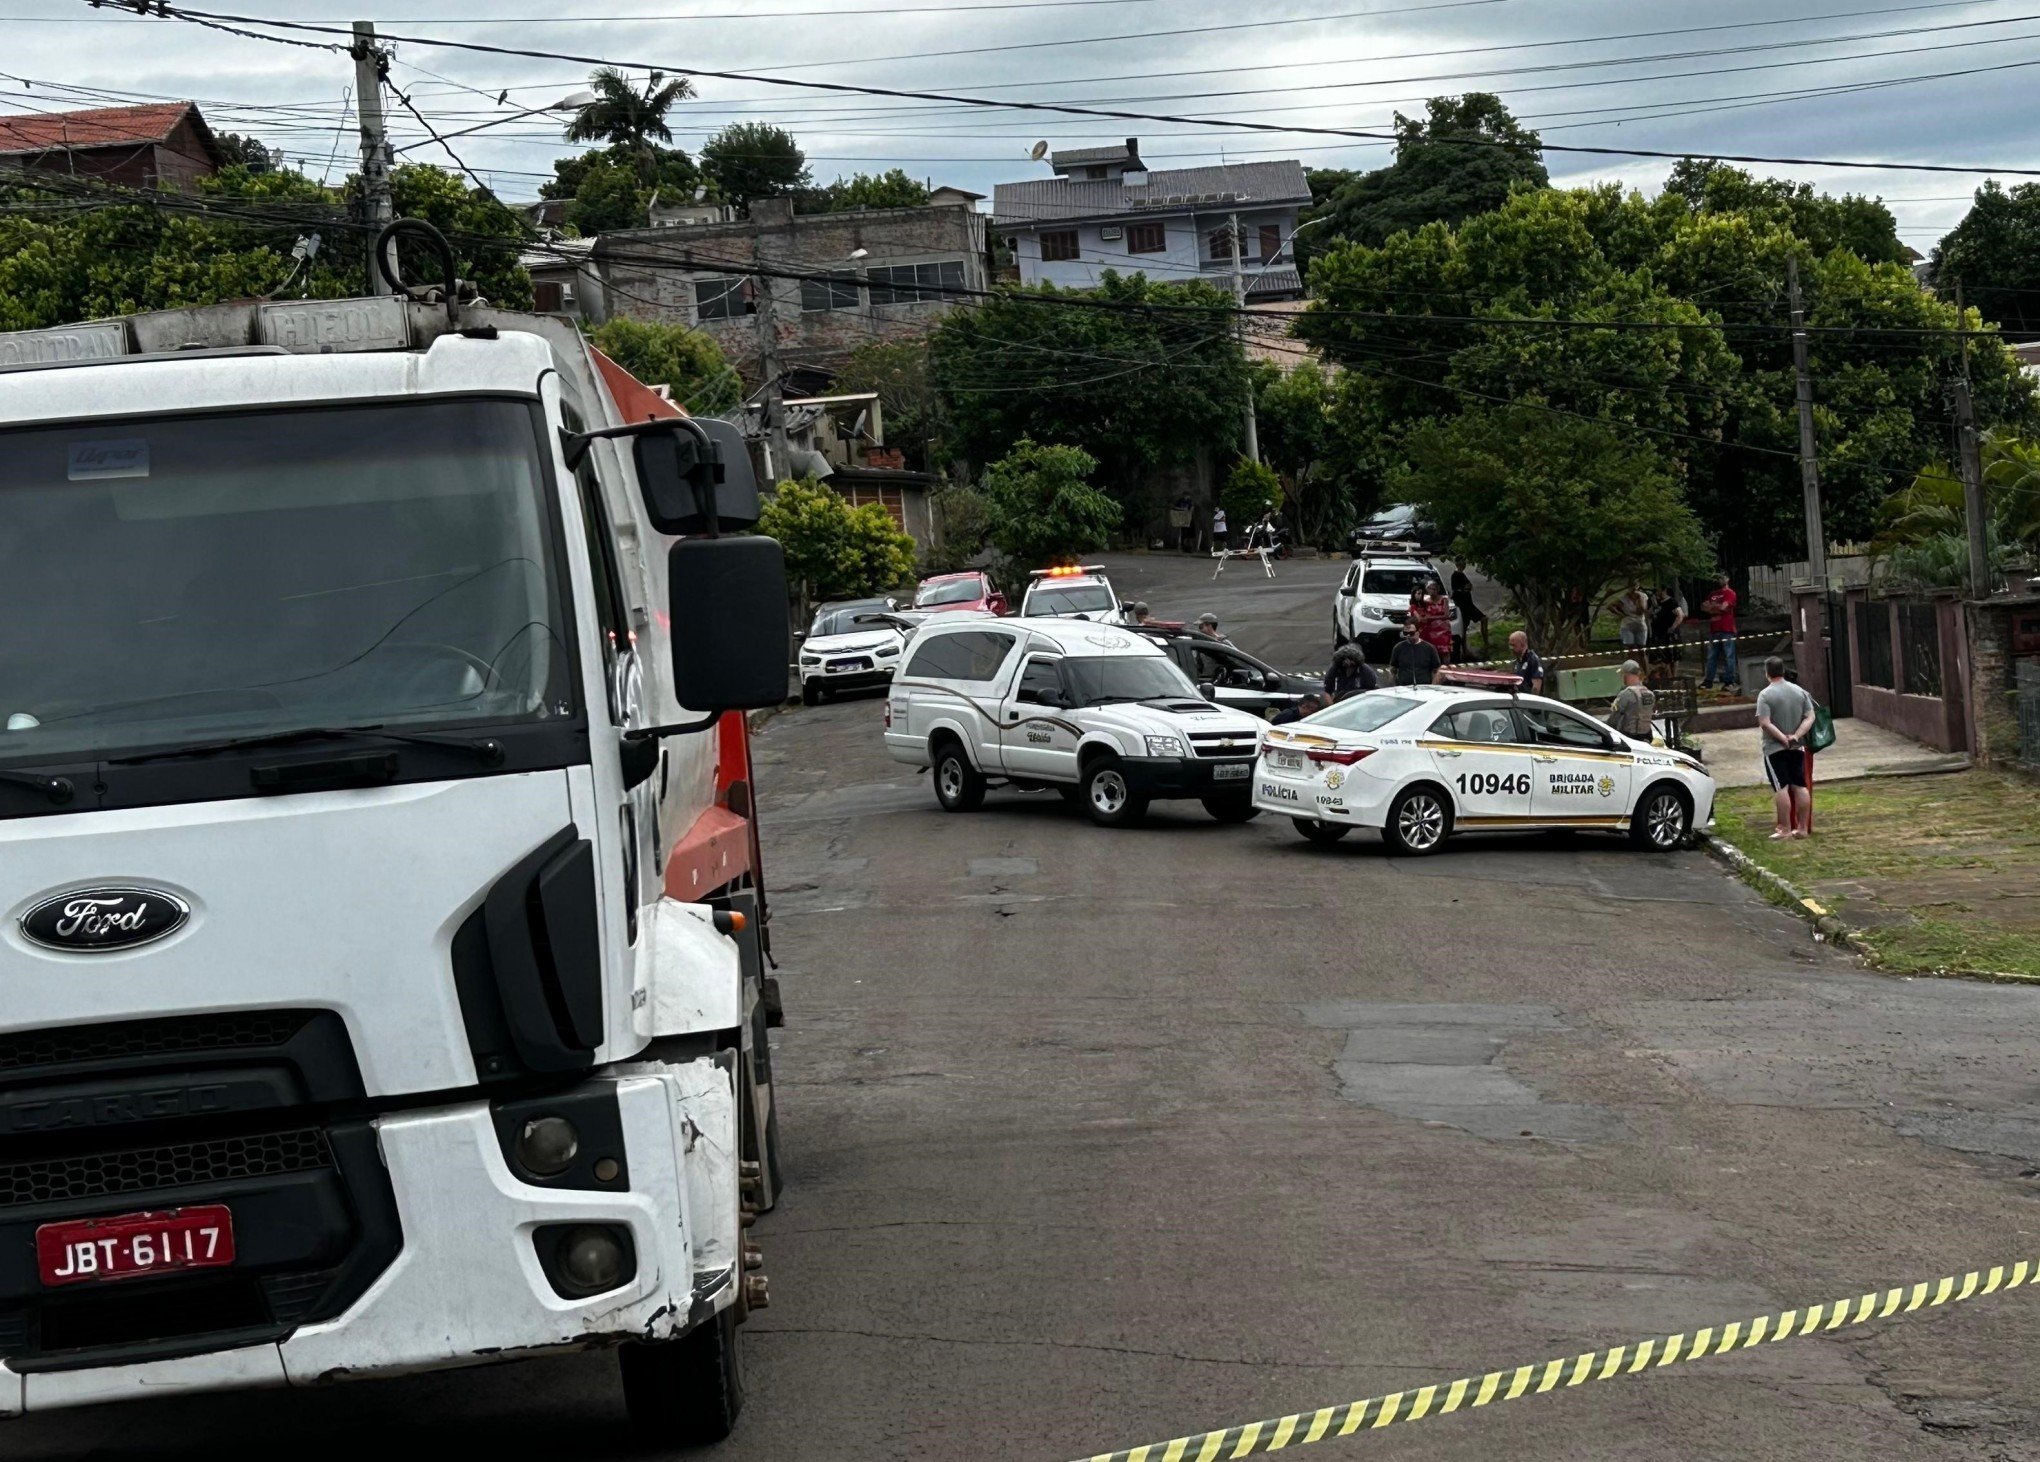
[0,161,532,327]
[1313,94,1548,252]
[1395,404,1712,652]
[831,338,946,469]
[801,169,930,213]
[1664,159,1904,266]
[756,479,917,606]
[563,68,694,184]
[981,439,1120,567]
[1929,181,2040,335]
[1869,431,2040,589]
[589,317,740,414]
[566,162,647,236]
[543,145,698,234]
[931,273,1248,505]
[701,123,810,207]
[1221,457,1281,527]
[924,484,991,574]
[1252,361,1352,545]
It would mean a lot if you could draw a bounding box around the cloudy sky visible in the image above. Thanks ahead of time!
[9,0,2040,250]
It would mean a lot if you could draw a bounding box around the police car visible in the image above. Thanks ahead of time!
[1254,685,1714,854]
[882,616,1266,826]
[1019,564,1127,622]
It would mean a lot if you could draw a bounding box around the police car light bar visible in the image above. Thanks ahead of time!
[1029,564,1107,579]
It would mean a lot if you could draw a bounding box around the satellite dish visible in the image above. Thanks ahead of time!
[1030,140,1049,161]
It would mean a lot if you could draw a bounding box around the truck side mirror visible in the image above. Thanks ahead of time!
[632,417,760,535]
[667,536,790,711]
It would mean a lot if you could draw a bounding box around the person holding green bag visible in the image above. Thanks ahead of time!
[1757,656,1819,839]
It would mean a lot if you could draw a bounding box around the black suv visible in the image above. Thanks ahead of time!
[1130,628,1320,718]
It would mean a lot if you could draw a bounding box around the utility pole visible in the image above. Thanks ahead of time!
[1953,286,1993,597]
[1228,212,1259,463]
[752,220,792,483]
[1786,255,1827,588]
[352,22,395,296]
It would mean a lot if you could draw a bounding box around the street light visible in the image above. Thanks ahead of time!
[392,89,598,154]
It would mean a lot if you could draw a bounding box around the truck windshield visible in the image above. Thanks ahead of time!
[1063,656,1198,706]
[0,399,572,765]
[1028,583,1114,615]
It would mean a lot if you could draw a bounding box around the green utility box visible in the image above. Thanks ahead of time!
[1555,663,1624,702]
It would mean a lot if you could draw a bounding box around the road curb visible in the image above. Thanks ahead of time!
[1702,833,2040,985]
[1701,833,1873,957]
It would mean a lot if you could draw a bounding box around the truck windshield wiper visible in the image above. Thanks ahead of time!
[109,725,505,767]
[0,767,76,804]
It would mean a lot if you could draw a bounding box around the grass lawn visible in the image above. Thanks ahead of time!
[1712,770,2040,978]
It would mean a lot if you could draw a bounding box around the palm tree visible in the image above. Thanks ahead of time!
[563,68,693,184]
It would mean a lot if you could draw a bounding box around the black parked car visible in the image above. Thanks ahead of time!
[1349,503,1450,556]
[1130,628,1320,719]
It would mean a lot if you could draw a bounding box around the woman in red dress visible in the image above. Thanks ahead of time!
[1411,577,1455,661]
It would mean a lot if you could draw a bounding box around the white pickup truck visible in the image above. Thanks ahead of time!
[881,617,1266,826]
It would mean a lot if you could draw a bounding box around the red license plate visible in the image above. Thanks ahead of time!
[36,1206,236,1288]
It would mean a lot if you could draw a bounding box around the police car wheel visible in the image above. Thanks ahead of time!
[933,744,985,812]
[1384,785,1451,855]
[1630,784,1691,851]
[1201,794,1259,823]
[1293,817,1352,845]
[1082,757,1147,826]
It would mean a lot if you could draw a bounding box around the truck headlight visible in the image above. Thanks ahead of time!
[1144,735,1185,757]
[516,1116,580,1177]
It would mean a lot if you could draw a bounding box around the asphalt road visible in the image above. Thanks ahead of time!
[13,555,2040,1460]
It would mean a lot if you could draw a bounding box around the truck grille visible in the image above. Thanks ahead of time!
[1187,732,1259,759]
[0,1012,311,1073]
[0,1129,333,1208]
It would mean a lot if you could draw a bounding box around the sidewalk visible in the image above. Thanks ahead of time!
[1692,716,1969,788]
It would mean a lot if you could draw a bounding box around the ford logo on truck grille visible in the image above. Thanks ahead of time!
[19,888,189,953]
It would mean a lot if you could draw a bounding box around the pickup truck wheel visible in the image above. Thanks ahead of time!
[932,744,985,811]
[620,1304,743,1444]
[1082,756,1148,827]
[1293,817,1352,844]
[1201,794,1259,823]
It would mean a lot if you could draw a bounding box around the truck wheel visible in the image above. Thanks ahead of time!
[1201,794,1259,823]
[1082,756,1148,827]
[1293,817,1352,845]
[620,1304,744,1444]
[800,682,822,706]
[1630,783,1691,851]
[1383,785,1452,855]
[932,744,985,811]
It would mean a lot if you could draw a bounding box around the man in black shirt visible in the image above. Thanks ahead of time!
[1389,622,1442,686]
[1509,630,1545,694]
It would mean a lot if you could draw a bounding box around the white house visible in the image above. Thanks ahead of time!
[992,139,1311,301]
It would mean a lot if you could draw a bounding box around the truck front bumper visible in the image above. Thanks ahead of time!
[1117,755,1259,799]
[1,1061,740,1416]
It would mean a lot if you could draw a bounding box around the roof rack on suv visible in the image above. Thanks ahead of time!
[1355,540,1431,557]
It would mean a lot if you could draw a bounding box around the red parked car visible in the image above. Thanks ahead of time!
[913,570,1008,616]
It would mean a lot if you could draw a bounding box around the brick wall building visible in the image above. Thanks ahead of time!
[591,196,988,391]
[0,103,223,191]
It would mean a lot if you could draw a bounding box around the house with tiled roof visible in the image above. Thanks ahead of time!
[992,139,1311,302]
[0,102,224,192]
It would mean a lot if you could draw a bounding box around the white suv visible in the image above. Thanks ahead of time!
[882,617,1266,826]
[1333,552,1463,658]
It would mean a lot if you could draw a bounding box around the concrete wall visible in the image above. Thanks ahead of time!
[594,199,987,386]
[1006,207,1300,291]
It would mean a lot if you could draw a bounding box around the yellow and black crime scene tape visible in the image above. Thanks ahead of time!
[1070,1260,2034,1462]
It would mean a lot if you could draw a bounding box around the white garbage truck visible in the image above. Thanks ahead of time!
[0,246,791,1438]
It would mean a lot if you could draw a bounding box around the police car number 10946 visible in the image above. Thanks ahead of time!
[1457,771,1530,796]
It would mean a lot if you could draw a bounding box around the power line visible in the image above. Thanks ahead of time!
[129,4,2040,178]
